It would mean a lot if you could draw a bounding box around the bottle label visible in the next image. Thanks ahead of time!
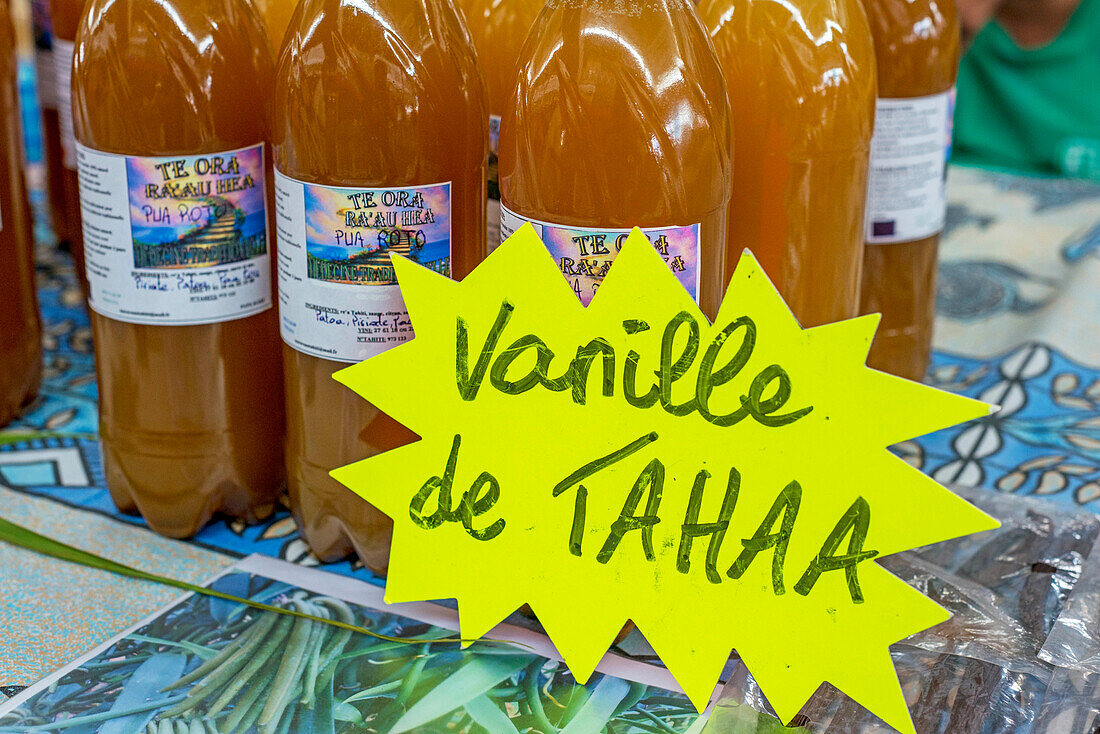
[274,171,452,363]
[865,89,955,244]
[487,114,502,252]
[77,143,273,326]
[54,38,76,170]
[500,204,701,306]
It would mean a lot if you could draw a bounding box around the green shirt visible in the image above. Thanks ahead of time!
[954,0,1100,179]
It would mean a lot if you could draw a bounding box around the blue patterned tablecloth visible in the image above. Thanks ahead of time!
[925,168,1100,506]
[2,164,1100,691]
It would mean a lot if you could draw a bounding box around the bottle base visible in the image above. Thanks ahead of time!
[0,385,41,430]
[290,503,393,576]
[0,346,43,429]
[100,436,283,539]
[866,327,933,383]
[288,459,393,575]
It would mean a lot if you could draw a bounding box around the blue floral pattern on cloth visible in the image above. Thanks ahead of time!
[921,345,1100,505]
[3,166,1099,586]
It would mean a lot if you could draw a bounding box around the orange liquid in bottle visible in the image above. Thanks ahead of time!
[73,0,286,537]
[274,0,487,569]
[500,0,731,319]
[698,0,877,328]
[860,0,959,381]
[252,0,297,52]
[462,0,544,249]
[32,0,74,248]
[0,0,44,427]
[49,0,88,288]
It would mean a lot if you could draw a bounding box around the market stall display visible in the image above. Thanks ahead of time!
[3,0,1100,730]
[71,0,286,537]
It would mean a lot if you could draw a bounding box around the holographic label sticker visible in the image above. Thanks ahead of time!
[500,205,701,305]
[127,147,267,269]
[275,172,452,363]
[78,143,272,326]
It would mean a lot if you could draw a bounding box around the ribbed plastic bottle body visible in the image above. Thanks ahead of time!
[0,0,44,428]
[273,0,488,570]
[500,0,732,319]
[699,0,877,328]
[73,0,286,537]
[860,0,960,380]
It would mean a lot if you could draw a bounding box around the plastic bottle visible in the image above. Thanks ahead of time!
[462,0,544,251]
[48,0,87,285]
[31,0,74,248]
[252,0,297,52]
[72,0,285,537]
[0,0,44,428]
[698,0,877,329]
[860,0,960,381]
[499,0,732,319]
[273,0,487,569]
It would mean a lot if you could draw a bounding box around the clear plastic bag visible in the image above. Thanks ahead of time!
[702,487,1100,732]
[1032,669,1100,733]
[710,647,1050,732]
[894,487,1100,678]
[1037,514,1100,672]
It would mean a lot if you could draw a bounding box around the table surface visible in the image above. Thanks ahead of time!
[2,164,1100,698]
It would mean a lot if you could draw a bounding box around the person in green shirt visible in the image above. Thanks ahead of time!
[954,0,1100,179]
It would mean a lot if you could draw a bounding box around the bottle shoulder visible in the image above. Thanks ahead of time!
[698,0,877,146]
[78,0,271,67]
[509,9,732,147]
[272,1,488,184]
[74,0,273,155]
[701,0,878,99]
[500,4,732,221]
[863,0,961,95]
[276,2,482,108]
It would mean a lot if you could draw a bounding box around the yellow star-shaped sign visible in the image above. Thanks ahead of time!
[332,226,998,732]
